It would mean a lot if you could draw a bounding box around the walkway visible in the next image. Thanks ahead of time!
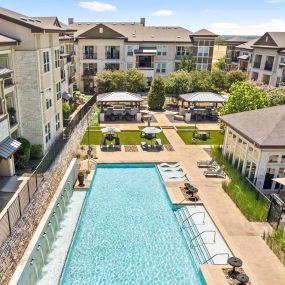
[97,112,285,285]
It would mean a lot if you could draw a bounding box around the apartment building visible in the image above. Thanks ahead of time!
[0,7,71,155]
[68,18,217,94]
[0,34,21,176]
[225,33,285,87]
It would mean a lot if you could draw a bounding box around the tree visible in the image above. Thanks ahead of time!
[210,69,227,92]
[267,87,285,106]
[225,70,247,91]
[62,101,71,120]
[191,70,212,92]
[213,57,226,70]
[95,70,115,94]
[220,82,268,116]
[178,55,194,72]
[126,68,147,93]
[165,70,193,97]
[148,77,166,110]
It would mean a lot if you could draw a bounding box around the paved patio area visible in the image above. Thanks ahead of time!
[94,112,285,285]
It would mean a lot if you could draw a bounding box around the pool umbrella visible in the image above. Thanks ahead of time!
[101,127,120,134]
[142,127,162,134]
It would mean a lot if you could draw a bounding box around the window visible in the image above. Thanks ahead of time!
[281,155,285,164]
[127,63,133,69]
[280,57,285,64]
[56,82,61,100]
[198,46,210,57]
[45,122,51,143]
[105,46,120,59]
[156,63,166,73]
[105,63,120,70]
[54,49,60,68]
[157,45,167,56]
[264,168,276,189]
[176,46,191,57]
[84,46,96,59]
[0,99,4,115]
[196,63,208,71]
[55,113,60,131]
[43,51,50,73]
[127,46,134,56]
[269,155,279,163]
[83,63,97,76]
[45,88,52,110]
[60,45,64,54]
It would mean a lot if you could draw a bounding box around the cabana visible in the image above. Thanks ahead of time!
[179,92,227,122]
[97,92,143,122]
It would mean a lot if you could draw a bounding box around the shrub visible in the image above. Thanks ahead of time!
[148,77,166,110]
[210,69,227,92]
[14,137,31,169]
[225,70,247,91]
[267,87,285,107]
[62,102,71,120]
[30,144,43,160]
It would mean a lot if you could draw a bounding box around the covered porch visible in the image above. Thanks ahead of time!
[178,92,227,122]
[97,92,143,122]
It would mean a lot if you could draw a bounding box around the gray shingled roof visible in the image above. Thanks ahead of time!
[179,92,227,103]
[226,36,249,43]
[0,137,21,159]
[0,34,19,45]
[97,92,143,102]
[192,29,218,37]
[236,38,258,50]
[220,105,285,148]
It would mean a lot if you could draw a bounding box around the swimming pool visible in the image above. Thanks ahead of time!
[60,164,205,284]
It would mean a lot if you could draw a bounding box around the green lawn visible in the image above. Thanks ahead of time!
[177,130,224,145]
[212,147,270,222]
[86,126,103,130]
[81,130,170,145]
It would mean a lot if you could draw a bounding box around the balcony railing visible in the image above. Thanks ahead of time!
[68,76,75,85]
[83,69,97,76]
[175,54,190,60]
[264,63,273,71]
[136,62,154,69]
[253,62,261,69]
[105,52,120,60]
[4,78,14,89]
[83,53,97,60]
[8,109,17,127]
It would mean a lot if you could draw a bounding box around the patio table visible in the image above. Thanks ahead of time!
[228,257,242,277]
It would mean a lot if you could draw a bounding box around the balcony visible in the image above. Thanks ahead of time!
[4,78,14,89]
[8,108,17,128]
[83,69,97,77]
[105,52,120,60]
[68,76,75,85]
[61,69,65,82]
[264,63,273,71]
[83,53,97,60]
[253,62,261,69]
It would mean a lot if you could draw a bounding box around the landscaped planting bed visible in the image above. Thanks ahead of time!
[211,147,270,222]
[178,130,224,145]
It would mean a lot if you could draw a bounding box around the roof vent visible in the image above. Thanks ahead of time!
[177,35,181,38]
[20,17,28,21]
[28,18,35,22]
[131,22,135,25]
[35,19,42,23]
[99,27,103,33]
[78,23,81,25]
[151,35,154,38]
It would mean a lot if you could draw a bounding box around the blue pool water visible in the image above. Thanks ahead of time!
[60,164,205,285]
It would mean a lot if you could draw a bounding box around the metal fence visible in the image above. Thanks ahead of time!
[0,95,96,246]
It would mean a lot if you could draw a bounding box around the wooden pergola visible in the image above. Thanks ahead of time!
[97,92,143,112]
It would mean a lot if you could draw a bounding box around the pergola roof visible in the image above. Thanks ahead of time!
[97,92,143,103]
[273,177,285,186]
[179,92,227,103]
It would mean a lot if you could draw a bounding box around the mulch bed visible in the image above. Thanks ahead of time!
[222,268,252,285]
[124,145,138,152]
[165,144,175,151]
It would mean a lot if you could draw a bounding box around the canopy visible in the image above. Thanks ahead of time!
[179,92,227,103]
[101,127,120,134]
[142,127,162,134]
[0,137,21,159]
[97,92,143,103]
[134,47,157,54]
[273,177,285,186]
[237,55,249,60]
[62,91,72,101]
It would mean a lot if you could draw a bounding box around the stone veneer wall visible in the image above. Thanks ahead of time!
[0,112,89,285]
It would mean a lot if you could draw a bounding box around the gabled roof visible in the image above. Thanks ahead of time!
[97,92,143,102]
[179,92,227,103]
[192,29,218,37]
[0,34,20,46]
[0,7,65,33]
[69,21,216,43]
[236,38,258,50]
[220,105,285,148]
[252,32,285,49]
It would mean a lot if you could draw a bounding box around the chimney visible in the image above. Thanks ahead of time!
[140,17,145,26]
[68,18,74,25]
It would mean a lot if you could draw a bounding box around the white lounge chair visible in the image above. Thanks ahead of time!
[197,157,216,168]
[164,171,187,179]
[159,162,180,168]
[160,166,183,172]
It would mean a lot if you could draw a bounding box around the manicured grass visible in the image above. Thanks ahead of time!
[86,126,103,130]
[211,147,270,222]
[177,130,224,145]
[81,130,170,145]
[265,229,285,266]
[175,126,196,130]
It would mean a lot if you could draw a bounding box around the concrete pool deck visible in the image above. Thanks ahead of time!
[94,113,285,285]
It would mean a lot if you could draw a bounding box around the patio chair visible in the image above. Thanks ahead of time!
[197,156,216,168]
[114,137,121,151]
[100,137,107,151]
[141,141,148,150]
[204,165,226,178]
[164,171,188,180]
[159,162,180,168]
[155,139,163,150]
[161,165,182,172]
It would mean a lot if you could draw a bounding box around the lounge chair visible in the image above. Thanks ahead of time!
[204,165,226,178]
[100,137,107,151]
[197,157,216,168]
[155,138,163,150]
[159,162,180,168]
[164,171,187,180]
[160,165,182,172]
[141,141,148,150]
[114,137,121,151]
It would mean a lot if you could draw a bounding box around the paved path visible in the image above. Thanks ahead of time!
[96,113,285,285]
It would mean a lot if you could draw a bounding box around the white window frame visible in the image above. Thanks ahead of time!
[45,122,51,143]
[176,46,191,56]
[157,45,167,56]
[54,49,60,69]
[55,113,60,131]
[43,51,50,73]
[56,82,61,100]
[198,46,210,57]
[156,62,166,74]
[127,46,134,56]
[196,63,208,71]
[45,87,52,110]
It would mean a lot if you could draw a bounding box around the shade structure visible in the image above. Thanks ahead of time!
[97,92,143,103]
[62,91,72,101]
[0,137,21,159]
[179,92,227,103]
[142,127,162,134]
[101,127,120,134]
[273,177,285,186]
